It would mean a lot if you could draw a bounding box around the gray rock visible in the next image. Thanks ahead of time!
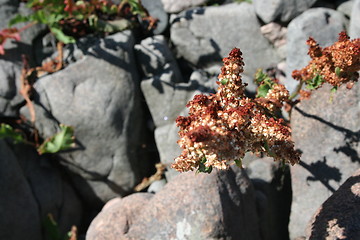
[170,3,280,77]
[125,167,261,239]
[350,0,360,38]
[10,143,83,235]
[135,35,183,83]
[305,168,360,239]
[21,31,146,206]
[247,158,292,240]
[289,83,360,239]
[286,8,347,93]
[141,0,169,34]
[86,193,154,240]
[147,179,167,193]
[0,140,42,240]
[161,0,208,13]
[337,0,354,18]
[253,0,317,23]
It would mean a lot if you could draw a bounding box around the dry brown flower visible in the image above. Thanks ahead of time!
[292,31,360,89]
[172,48,300,173]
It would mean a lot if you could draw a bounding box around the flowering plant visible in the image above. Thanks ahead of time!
[172,32,360,173]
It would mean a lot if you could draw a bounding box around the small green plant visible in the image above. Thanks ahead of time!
[44,214,77,240]
[0,123,75,155]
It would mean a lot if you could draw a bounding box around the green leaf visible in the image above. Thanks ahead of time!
[335,67,341,77]
[234,159,242,168]
[256,84,271,98]
[9,14,30,26]
[220,78,228,85]
[50,27,75,44]
[331,86,338,93]
[0,123,24,143]
[306,74,324,90]
[197,156,213,173]
[43,214,61,240]
[38,124,75,154]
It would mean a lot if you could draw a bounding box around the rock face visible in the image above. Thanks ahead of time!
[289,83,360,239]
[87,167,261,240]
[350,0,360,38]
[285,8,347,92]
[306,168,360,239]
[21,31,146,207]
[170,3,280,77]
[0,140,82,240]
[253,0,317,23]
[161,0,208,13]
[247,157,292,240]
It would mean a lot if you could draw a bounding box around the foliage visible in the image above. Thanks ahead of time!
[0,123,24,143]
[255,69,276,98]
[38,124,75,155]
[44,214,77,240]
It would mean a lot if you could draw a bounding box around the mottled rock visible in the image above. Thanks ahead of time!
[253,0,317,23]
[21,31,146,207]
[142,0,168,34]
[337,0,354,18]
[147,179,167,193]
[286,8,347,93]
[350,0,360,38]
[170,3,280,77]
[161,0,208,13]
[86,193,154,240]
[306,168,360,239]
[125,167,261,239]
[247,157,292,240]
[289,83,360,239]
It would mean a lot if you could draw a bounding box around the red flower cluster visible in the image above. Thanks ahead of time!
[292,31,360,89]
[172,48,300,173]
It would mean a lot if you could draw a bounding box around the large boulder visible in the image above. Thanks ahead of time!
[21,31,147,207]
[285,8,348,93]
[170,2,280,77]
[253,0,317,23]
[289,83,360,239]
[0,139,82,240]
[161,0,208,13]
[87,167,261,239]
[306,168,360,239]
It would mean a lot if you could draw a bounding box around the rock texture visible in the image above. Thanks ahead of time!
[286,7,347,93]
[170,3,280,77]
[253,0,317,23]
[289,83,360,239]
[247,157,292,240]
[87,166,261,239]
[306,168,360,239]
[161,0,208,13]
[21,31,146,207]
[350,0,360,38]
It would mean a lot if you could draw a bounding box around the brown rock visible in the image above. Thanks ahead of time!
[306,169,360,239]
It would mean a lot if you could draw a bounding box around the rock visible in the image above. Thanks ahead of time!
[87,168,260,240]
[337,0,354,18]
[10,143,83,235]
[306,168,360,239]
[147,179,167,193]
[21,31,147,207]
[247,157,292,240]
[350,0,360,38]
[0,140,42,240]
[289,83,360,239]
[86,193,154,240]
[135,35,183,84]
[141,0,169,34]
[286,8,347,93]
[170,3,280,77]
[253,0,317,23]
[161,0,208,13]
